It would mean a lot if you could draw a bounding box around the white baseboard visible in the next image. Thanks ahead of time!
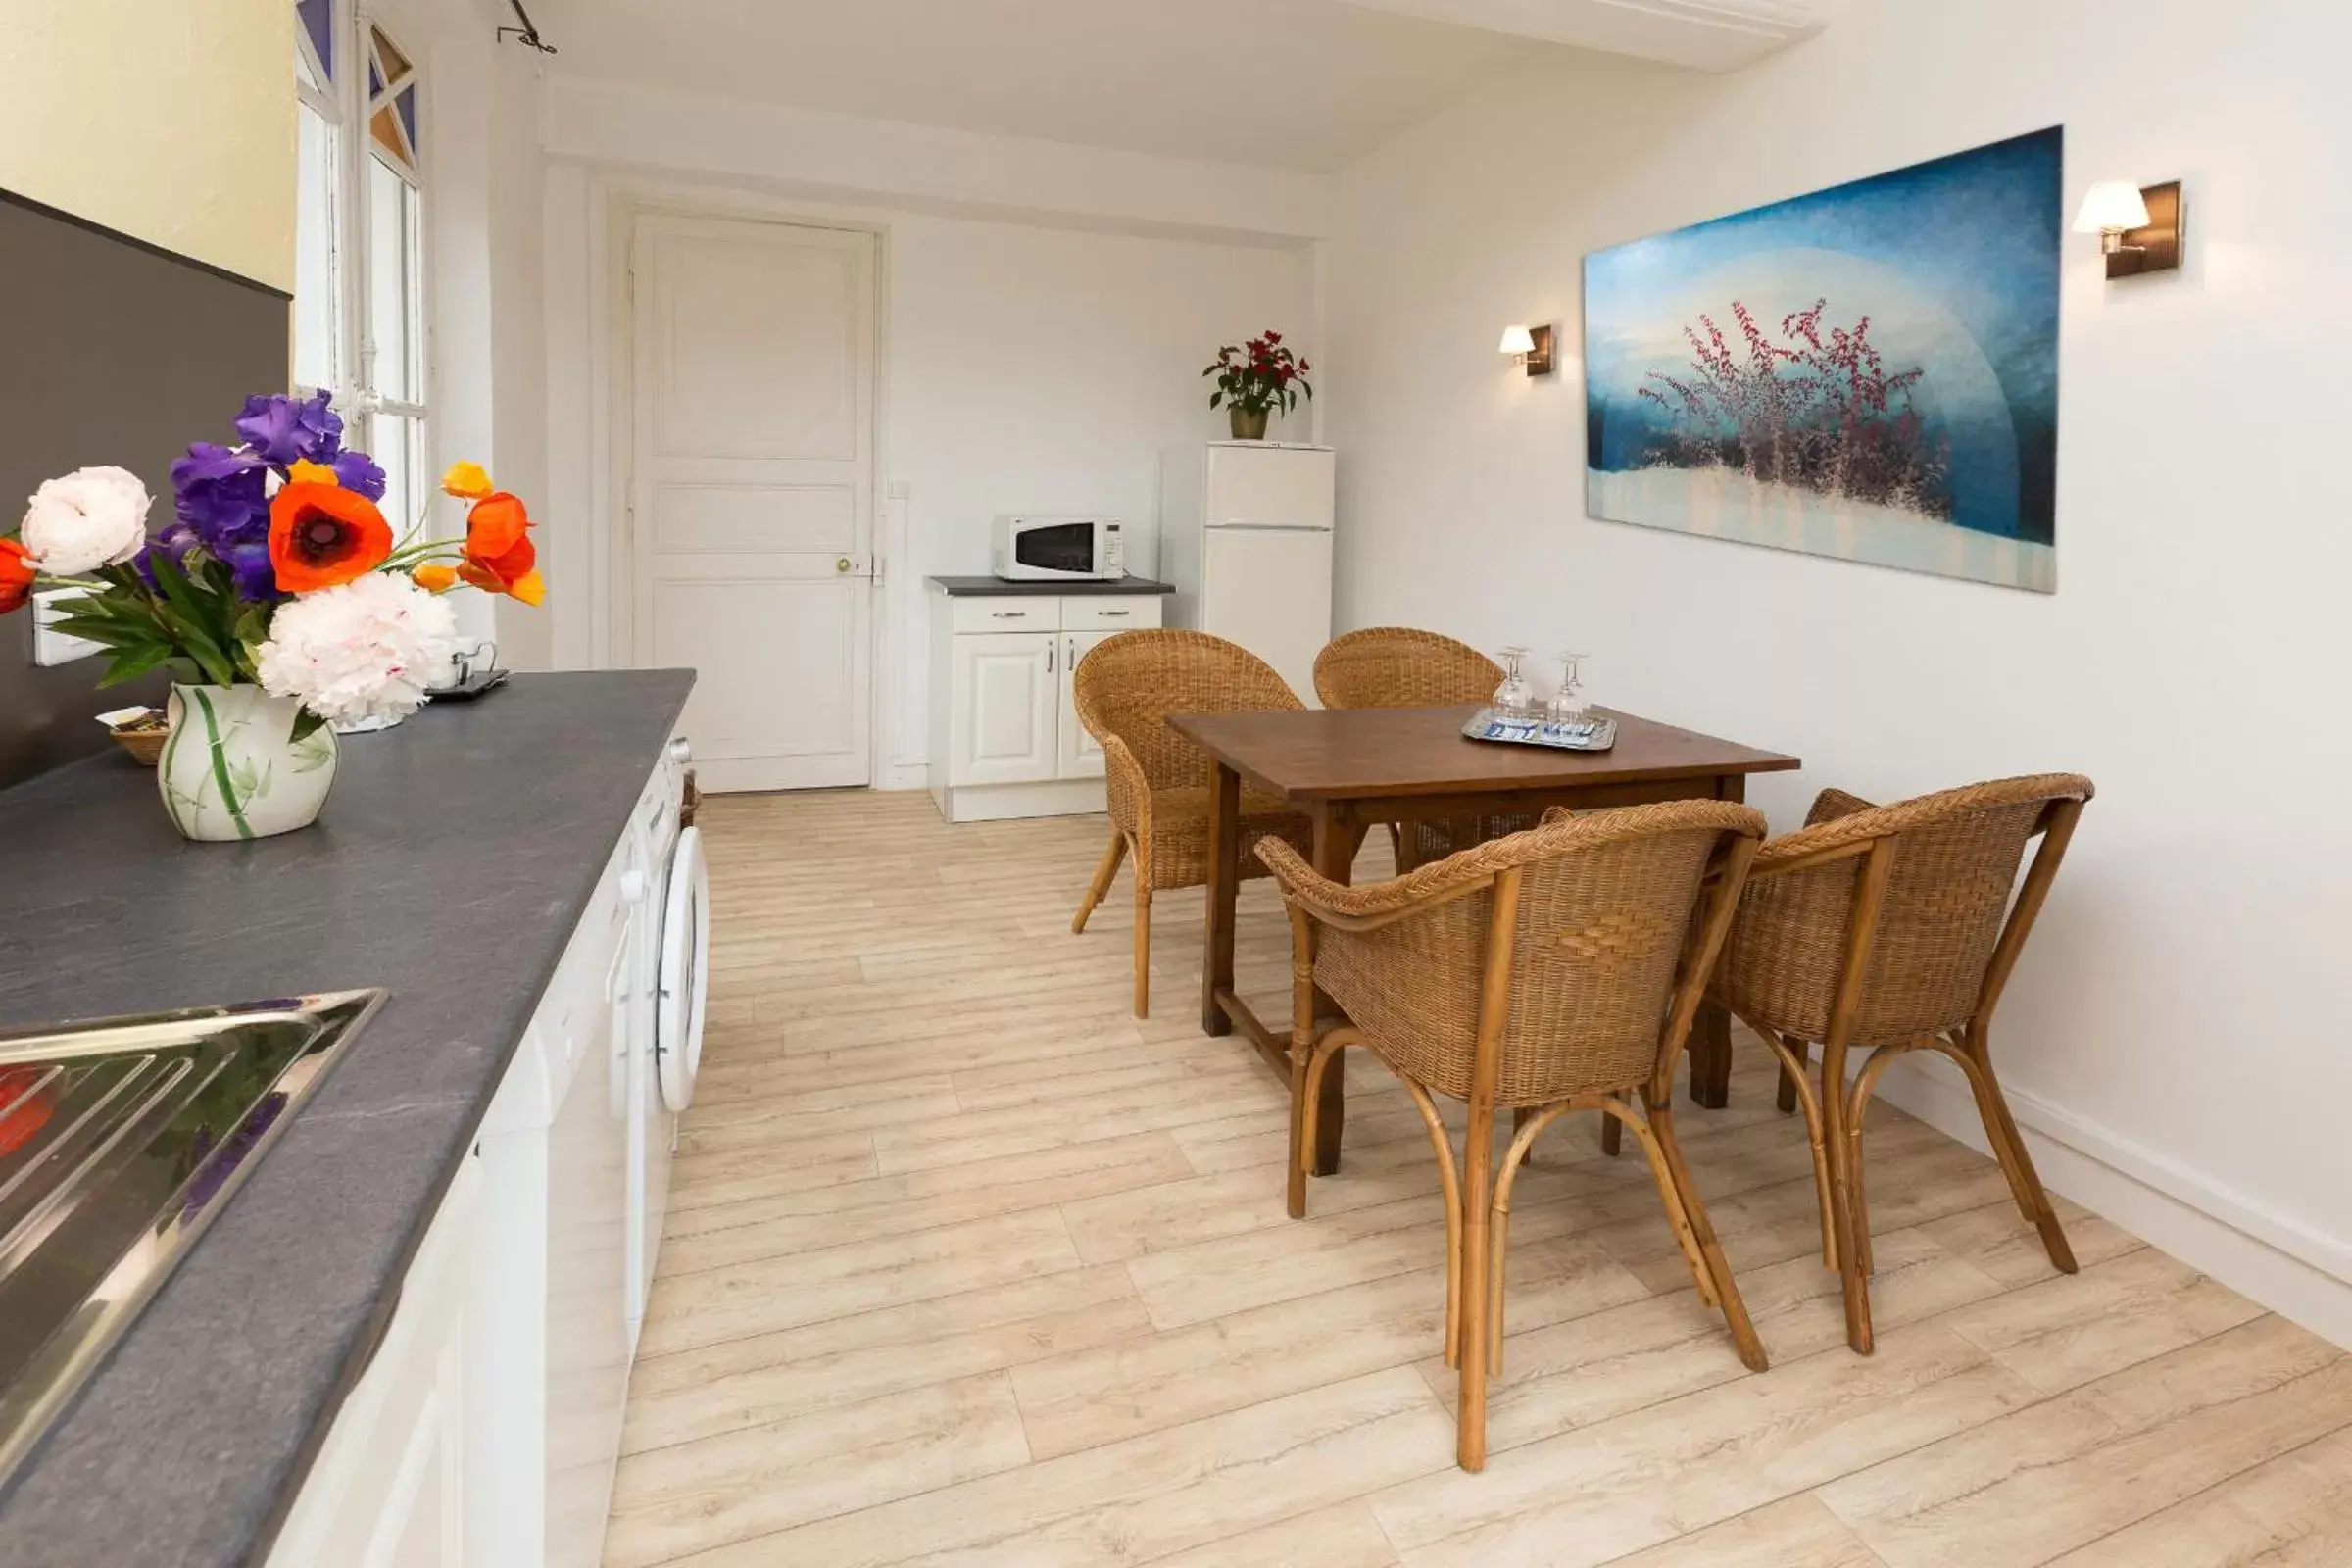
[875,762,930,792]
[1868,1052,2352,1350]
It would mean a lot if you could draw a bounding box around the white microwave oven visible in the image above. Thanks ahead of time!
[991,514,1127,581]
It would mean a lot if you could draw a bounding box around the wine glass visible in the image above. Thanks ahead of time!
[1493,646,1533,719]
[1546,652,1590,727]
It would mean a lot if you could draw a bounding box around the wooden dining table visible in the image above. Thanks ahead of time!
[1165,704,1800,1174]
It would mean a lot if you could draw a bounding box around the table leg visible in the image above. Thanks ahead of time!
[1688,771,1743,1108]
[1200,760,1241,1038]
[1688,1003,1734,1109]
[1309,803,1351,1176]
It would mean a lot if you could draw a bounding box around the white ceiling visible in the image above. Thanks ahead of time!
[543,0,1553,172]
[541,0,1830,173]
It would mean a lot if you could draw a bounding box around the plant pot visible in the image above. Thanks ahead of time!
[159,684,339,842]
[1228,406,1270,441]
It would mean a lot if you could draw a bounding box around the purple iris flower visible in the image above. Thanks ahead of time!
[171,442,269,542]
[232,389,344,466]
[330,447,387,501]
[217,539,281,601]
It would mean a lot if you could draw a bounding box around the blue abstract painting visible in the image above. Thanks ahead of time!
[1584,127,2062,591]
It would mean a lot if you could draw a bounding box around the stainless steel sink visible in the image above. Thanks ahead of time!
[0,990,386,1480]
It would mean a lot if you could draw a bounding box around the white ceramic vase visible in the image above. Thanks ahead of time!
[158,684,340,842]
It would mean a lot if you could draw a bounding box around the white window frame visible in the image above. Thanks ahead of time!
[292,0,430,515]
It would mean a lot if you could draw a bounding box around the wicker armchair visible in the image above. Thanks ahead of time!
[1311,626,1535,871]
[1069,630,1312,1016]
[1259,800,1770,1471]
[1713,773,2094,1356]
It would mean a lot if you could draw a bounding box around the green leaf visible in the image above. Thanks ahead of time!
[95,643,175,687]
[290,708,327,743]
[142,550,239,685]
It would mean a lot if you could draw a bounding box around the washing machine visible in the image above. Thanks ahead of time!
[623,736,708,1344]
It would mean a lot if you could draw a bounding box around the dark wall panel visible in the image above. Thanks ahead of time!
[1,188,291,789]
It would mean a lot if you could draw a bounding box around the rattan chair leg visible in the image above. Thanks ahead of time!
[1842,1069,1879,1280]
[1751,1025,1837,1271]
[1132,883,1152,1018]
[1071,828,1128,934]
[1602,1096,1718,1312]
[1777,1052,1802,1115]
[1397,1076,1465,1367]
[1952,1028,2079,1275]
[1292,1031,1354,1219]
[1817,1038,1875,1354]
[1455,1095,1497,1471]
[1599,1113,1623,1157]
[1645,1089,1768,1372]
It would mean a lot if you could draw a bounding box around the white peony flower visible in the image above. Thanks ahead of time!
[19,466,153,575]
[256,572,459,727]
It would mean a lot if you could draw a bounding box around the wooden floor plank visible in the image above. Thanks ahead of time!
[599,790,2339,1568]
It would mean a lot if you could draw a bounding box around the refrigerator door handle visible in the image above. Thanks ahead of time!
[1209,522,1331,533]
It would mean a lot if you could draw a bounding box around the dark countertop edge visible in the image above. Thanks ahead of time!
[927,575,1175,596]
[0,668,698,1568]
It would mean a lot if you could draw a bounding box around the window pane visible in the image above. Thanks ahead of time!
[298,0,333,84]
[294,105,338,392]
[372,414,425,538]
[368,157,416,402]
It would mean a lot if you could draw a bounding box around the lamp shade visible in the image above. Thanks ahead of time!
[1498,324,1536,356]
[2073,180,2151,233]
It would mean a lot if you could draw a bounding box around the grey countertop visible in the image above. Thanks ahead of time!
[0,668,695,1568]
[927,574,1174,596]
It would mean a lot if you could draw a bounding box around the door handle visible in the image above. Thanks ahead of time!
[836,558,852,573]
[1098,609,1130,617]
[1047,641,1054,674]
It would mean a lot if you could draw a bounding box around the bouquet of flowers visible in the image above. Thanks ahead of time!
[1202,329,1312,433]
[1,390,543,736]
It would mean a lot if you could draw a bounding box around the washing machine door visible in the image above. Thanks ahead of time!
[655,824,709,1112]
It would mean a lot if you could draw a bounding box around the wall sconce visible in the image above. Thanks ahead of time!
[1498,323,1555,376]
[2073,179,2183,280]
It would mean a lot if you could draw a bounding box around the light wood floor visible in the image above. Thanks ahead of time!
[605,789,2352,1568]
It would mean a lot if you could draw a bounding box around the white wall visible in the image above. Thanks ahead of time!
[540,84,1319,778]
[1325,1,2352,1342]
[410,1,550,653]
[0,0,292,289]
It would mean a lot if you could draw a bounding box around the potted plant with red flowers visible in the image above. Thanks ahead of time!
[1203,330,1311,440]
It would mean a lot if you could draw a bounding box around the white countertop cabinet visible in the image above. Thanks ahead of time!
[928,589,1163,823]
[267,758,677,1568]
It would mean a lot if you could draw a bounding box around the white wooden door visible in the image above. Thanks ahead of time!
[629,216,876,792]
[951,634,1058,786]
[1056,630,1111,780]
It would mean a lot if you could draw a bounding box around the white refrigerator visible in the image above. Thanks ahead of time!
[1159,441,1337,704]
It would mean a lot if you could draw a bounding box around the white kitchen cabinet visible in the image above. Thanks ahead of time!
[269,760,674,1568]
[266,1157,481,1568]
[951,631,1059,787]
[928,588,1163,822]
[1055,630,1113,780]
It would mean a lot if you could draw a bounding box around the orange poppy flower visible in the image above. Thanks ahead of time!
[1,538,35,614]
[456,492,544,605]
[269,479,393,593]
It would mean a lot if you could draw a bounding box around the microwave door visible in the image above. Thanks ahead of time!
[1014,522,1097,576]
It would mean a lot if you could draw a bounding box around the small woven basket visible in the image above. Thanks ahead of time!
[110,721,172,768]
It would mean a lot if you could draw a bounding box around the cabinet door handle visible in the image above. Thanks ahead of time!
[991,611,1026,619]
[1098,609,1130,617]
[1047,641,1054,674]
